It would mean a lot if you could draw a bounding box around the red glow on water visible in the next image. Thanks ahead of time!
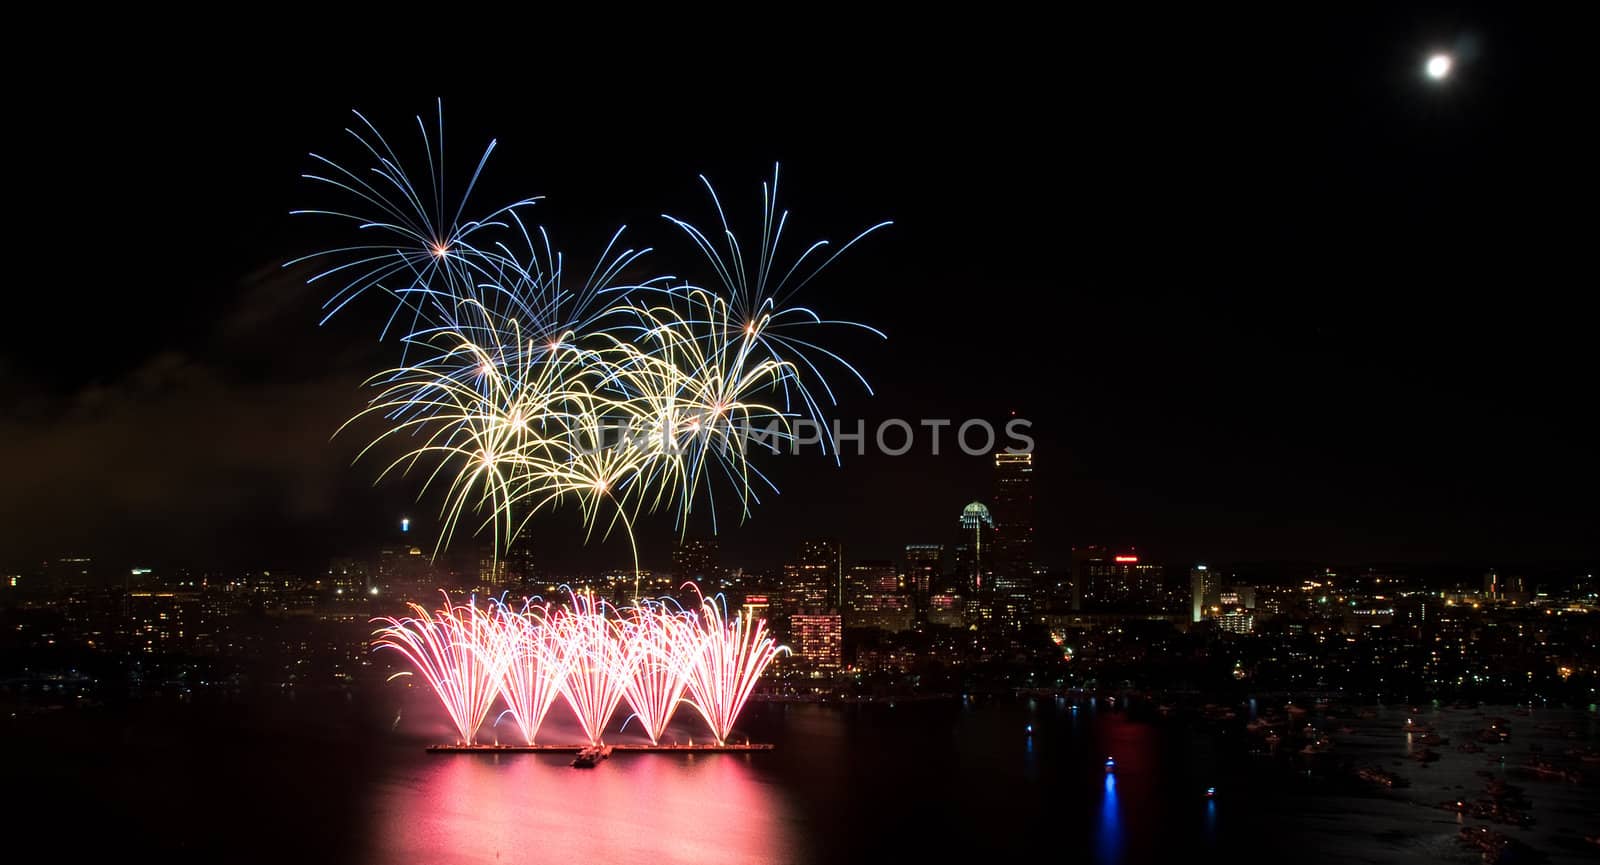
[376,747,797,864]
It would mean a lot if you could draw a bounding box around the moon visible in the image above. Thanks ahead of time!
[1425,53,1453,81]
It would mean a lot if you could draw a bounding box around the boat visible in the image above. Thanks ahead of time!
[1357,766,1407,789]
[571,744,612,768]
[1459,826,1519,862]
[1521,759,1581,782]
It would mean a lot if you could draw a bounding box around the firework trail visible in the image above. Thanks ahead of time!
[372,594,507,745]
[492,599,568,745]
[678,592,790,745]
[373,587,786,746]
[616,600,692,744]
[549,591,634,745]
[299,107,887,561]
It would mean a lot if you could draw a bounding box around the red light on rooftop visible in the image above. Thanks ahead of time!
[1114,555,1139,563]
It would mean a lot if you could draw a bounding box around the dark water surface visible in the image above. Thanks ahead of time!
[10,690,1597,863]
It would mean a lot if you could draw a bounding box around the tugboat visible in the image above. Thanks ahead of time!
[571,744,612,768]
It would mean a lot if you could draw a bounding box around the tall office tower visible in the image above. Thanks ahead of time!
[991,452,1035,580]
[956,502,994,592]
[1077,548,1165,610]
[956,502,996,625]
[989,453,1036,631]
[503,534,538,589]
[790,539,842,612]
[672,537,720,583]
[1068,545,1106,611]
[477,544,508,585]
[790,612,843,670]
[903,544,943,597]
[846,560,913,631]
[1190,563,1218,622]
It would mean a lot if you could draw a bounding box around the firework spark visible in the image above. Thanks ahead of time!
[303,107,884,575]
[372,594,507,745]
[373,587,785,746]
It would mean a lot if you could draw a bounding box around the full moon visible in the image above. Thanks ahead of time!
[1425,53,1453,80]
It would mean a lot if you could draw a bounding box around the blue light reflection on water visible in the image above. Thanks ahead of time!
[1097,772,1122,865]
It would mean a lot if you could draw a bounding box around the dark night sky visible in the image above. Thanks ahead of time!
[3,10,1594,574]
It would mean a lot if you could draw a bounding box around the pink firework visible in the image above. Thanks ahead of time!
[679,594,789,745]
[550,591,633,745]
[374,584,787,745]
[492,600,569,745]
[616,601,692,744]
[372,594,506,745]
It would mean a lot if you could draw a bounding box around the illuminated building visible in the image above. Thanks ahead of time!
[903,544,943,597]
[47,556,94,591]
[990,452,1034,582]
[790,612,843,670]
[926,591,966,628]
[125,590,208,654]
[790,539,842,612]
[326,557,368,595]
[1190,564,1218,622]
[1483,570,1528,603]
[956,502,995,624]
[672,537,719,582]
[990,454,1036,630]
[1217,610,1255,634]
[477,546,508,584]
[741,593,772,621]
[846,560,913,632]
[1077,549,1165,611]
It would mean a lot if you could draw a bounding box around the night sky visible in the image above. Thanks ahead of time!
[4,10,1594,574]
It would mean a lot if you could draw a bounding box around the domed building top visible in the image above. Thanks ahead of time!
[960,501,993,529]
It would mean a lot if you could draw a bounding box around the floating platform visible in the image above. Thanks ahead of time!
[426,742,775,754]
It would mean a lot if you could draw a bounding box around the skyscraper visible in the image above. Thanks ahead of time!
[903,544,943,597]
[991,453,1036,631]
[845,560,913,631]
[1190,563,1218,622]
[956,502,994,592]
[956,502,996,625]
[991,452,1034,579]
[788,539,841,612]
